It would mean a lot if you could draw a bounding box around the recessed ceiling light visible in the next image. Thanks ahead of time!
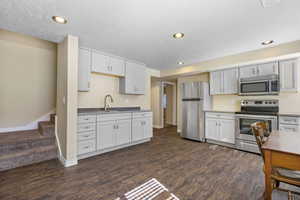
[173,33,184,39]
[178,61,184,65]
[261,40,274,45]
[52,16,67,24]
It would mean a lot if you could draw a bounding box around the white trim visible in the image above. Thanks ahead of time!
[58,153,78,167]
[153,125,163,129]
[78,138,151,160]
[0,110,55,133]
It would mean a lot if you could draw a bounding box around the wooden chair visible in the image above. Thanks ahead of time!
[251,122,300,199]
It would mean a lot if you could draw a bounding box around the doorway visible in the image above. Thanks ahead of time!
[162,81,177,128]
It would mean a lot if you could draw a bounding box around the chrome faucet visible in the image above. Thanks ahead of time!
[104,94,114,112]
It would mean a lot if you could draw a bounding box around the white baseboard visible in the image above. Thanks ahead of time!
[58,153,78,167]
[153,125,163,129]
[0,110,55,133]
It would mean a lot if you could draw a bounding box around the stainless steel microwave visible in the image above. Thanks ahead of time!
[239,75,279,96]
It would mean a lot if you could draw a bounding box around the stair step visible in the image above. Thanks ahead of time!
[50,113,56,123]
[0,145,57,172]
[38,121,55,137]
[0,129,55,155]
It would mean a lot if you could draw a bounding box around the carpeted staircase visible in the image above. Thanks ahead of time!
[0,114,58,172]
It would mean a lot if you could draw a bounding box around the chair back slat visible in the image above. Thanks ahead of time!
[251,121,270,161]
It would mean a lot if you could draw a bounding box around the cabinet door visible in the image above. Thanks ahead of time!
[109,57,125,76]
[91,51,110,74]
[210,71,222,95]
[120,61,146,94]
[115,119,131,146]
[280,59,298,92]
[223,68,238,94]
[205,118,219,141]
[132,118,144,142]
[257,62,278,76]
[143,117,153,139]
[239,65,257,78]
[97,121,116,150]
[78,48,91,92]
[219,119,235,144]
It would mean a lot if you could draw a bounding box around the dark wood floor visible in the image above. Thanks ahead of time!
[0,127,295,200]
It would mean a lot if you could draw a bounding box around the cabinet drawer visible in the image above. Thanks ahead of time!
[279,116,300,125]
[78,140,96,155]
[78,131,96,141]
[132,112,152,119]
[78,123,96,133]
[205,112,235,120]
[78,115,96,124]
[98,113,132,122]
[279,124,299,132]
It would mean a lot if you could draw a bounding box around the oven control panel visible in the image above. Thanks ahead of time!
[241,99,279,107]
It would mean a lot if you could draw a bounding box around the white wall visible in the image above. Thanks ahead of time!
[78,70,151,109]
[0,29,57,130]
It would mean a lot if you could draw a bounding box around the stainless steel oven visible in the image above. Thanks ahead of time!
[235,100,278,153]
[239,75,279,96]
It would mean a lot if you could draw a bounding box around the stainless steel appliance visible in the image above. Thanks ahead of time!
[235,99,278,153]
[181,82,212,142]
[239,75,279,96]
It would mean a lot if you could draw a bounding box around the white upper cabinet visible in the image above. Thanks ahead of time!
[210,71,222,95]
[120,61,146,95]
[280,58,300,92]
[78,48,91,92]
[109,57,125,76]
[239,62,278,78]
[91,50,110,74]
[239,64,258,78]
[91,50,125,76]
[223,68,238,94]
[257,62,278,76]
[210,68,238,95]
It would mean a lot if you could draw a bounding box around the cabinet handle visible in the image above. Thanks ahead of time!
[84,146,89,149]
[257,68,259,75]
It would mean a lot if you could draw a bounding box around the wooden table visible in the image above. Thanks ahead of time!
[262,130,300,200]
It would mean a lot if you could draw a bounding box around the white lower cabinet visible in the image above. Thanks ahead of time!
[78,111,152,159]
[132,117,152,142]
[115,119,132,146]
[205,112,235,145]
[279,115,300,133]
[97,121,115,150]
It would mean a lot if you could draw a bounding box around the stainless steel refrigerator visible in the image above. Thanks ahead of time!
[181,82,212,141]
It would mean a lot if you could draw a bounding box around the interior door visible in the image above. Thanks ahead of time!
[115,119,131,146]
[97,121,116,150]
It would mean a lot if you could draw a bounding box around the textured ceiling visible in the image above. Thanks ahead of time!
[1,0,300,70]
